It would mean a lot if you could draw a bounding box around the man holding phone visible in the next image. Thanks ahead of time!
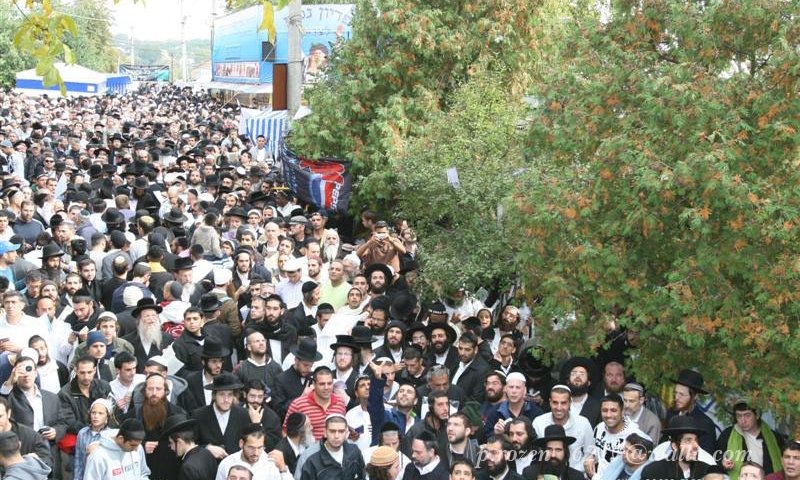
[355,221,406,273]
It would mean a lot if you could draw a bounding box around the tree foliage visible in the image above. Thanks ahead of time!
[0,3,36,89]
[508,0,800,421]
[395,73,524,296]
[287,0,542,212]
[63,0,118,73]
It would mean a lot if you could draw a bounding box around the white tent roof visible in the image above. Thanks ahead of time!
[16,63,107,84]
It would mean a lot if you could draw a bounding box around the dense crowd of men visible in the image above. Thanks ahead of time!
[0,85,795,480]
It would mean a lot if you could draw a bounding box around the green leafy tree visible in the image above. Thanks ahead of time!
[395,72,524,296]
[63,0,118,72]
[0,3,36,89]
[287,0,541,213]
[508,0,800,421]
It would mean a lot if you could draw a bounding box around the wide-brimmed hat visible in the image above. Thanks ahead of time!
[164,207,187,224]
[226,207,247,220]
[171,256,194,272]
[132,298,163,318]
[199,294,223,313]
[675,369,708,395]
[662,415,706,438]
[406,322,427,340]
[100,208,124,225]
[132,177,148,190]
[0,178,21,191]
[290,338,323,362]
[425,322,457,344]
[330,335,359,352]
[41,243,64,259]
[203,372,244,391]
[364,263,393,286]
[160,414,197,439]
[559,356,600,386]
[351,325,373,347]
[389,292,417,321]
[201,337,230,358]
[533,424,576,448]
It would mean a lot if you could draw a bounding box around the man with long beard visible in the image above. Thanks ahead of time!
[123,298,173,371]
[321,229,341,263]
[560,356,602,427]
[522,425,585,480]
[123,373,185,480]
[275,413,316,474]
[425,323,459,373]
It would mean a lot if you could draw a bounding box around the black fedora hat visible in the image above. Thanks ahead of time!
[533,424,576,448]
[406,322,427,340]
[559,356,600,386]
[199,293,223,313]
[159,414,196,439]
[0,178,21,191]
[132,297,163,318]
[290,338,323,362]
[330,335,359,352]
[675,369,708,395]
[662,415,706,438]
[226,206,247,220]
[351,325,373,347]
[204,372,244,391]
[100,208,124,224]
[164,207,187,224]
[132,177,148,190]
[425,322,457,344]
[364,263,393,286]
[40,243,65,259]
[389,292,417,321]
[201,337,231,358]
[171,256,194,273]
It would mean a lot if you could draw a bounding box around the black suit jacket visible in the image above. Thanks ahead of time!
[184,371,210,409]
[579,395,602,427]
[272,366,307,421]
[202,320,234,372]
[453,356,490,403]
[122,331,174,373]
[178,445,219,480]
[427,347,459,373]
[191,404,251,454]
[4,386,65,442]
[285,304,315,331]
[640,460,710,480]
[276,436,299,473]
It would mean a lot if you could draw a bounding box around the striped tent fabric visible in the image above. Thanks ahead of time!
[240,108,289,160]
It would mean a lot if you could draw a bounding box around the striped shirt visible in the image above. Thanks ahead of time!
[283,390,346,440]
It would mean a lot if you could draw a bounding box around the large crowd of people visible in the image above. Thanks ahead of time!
[0,84,795,480]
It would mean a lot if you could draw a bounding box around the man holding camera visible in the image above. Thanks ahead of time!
[0,352,63,445]
[355,221,406,273]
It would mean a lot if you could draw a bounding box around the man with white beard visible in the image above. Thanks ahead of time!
[122,298,174,372]
[275,413,316,474]
[322,229,342,263]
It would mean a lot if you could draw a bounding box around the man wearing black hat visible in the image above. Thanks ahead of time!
[286,281,320,331]
[122,298,173,370]
[182,336,230,408]
[162,414,218,480]
[271,337,320,421]
[199,293,235,372]
[364,262,394,299]
[192,373,252,457]
[330,335,361,399]
[640,416,712,480]
[560,356,602,428]
[666,369,719,455]
[522,424,584,480]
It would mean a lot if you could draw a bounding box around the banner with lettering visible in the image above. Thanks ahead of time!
[280,146,351,213]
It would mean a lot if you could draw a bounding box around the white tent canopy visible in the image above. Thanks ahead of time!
[15,63,129,96]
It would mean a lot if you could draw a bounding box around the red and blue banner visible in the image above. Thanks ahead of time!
[280,146,352,213]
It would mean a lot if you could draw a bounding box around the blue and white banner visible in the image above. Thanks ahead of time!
[240,108,288,159]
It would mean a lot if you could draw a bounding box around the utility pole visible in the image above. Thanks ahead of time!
[130,26,135,66]
[180,0,188,81]
[287,0,302,115]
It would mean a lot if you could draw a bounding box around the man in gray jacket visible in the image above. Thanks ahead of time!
[83,419,150,480]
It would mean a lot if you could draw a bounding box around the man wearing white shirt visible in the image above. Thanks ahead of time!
[108,352,145,414]
[345,376,372,450]
[0,291,48,354]
[215,424,292,480]
[532,385,595,473]
[584,394,646,479]
[275,258,306,310]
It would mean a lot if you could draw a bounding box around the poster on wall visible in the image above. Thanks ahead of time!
[214,62,261,80]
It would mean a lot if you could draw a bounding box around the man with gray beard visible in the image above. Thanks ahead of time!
[275,413,318,475]
[322,229,342,263]
[122,298,174,373]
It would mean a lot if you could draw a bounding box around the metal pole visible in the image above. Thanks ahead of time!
[181,0,188,81]
[130,26,135,66]
[287,0,302,114]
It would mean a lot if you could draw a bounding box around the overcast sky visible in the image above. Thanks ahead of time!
[107,0,226,41]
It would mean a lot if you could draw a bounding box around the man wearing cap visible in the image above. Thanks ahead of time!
[622,383,661,446]
[522,424,585,480]
[296,414,365,480]
[171,256,203,305]
[192,372,251,456]
[487,372,543,435]
[532,385,595,474]
[285,280,321,331]
[83,418,150,480]
[0,429,52,480]
[284,366,346,441]
[162,414,218,480]
[122,298,173,372]
[374,320,406,364]
[641,416,713,480]
[275,257,307,310]
[0,240,22,290]
[666,369,719,455]
[81,331,116,381]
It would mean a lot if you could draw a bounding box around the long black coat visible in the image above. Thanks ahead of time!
[276,436,299,474]
[172,331,204,375]
[178,445,219,480]
[272,366,307,420]
[402,460,448,480]
[579,395,602,427]
[202,320,235,372]
[191,404,251,454]
[426,347,459,373]
[124,401,186,480]
[452,356,490,403]
[640,459,711,480]
[122,331,174,373]
[183,371,210,409]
